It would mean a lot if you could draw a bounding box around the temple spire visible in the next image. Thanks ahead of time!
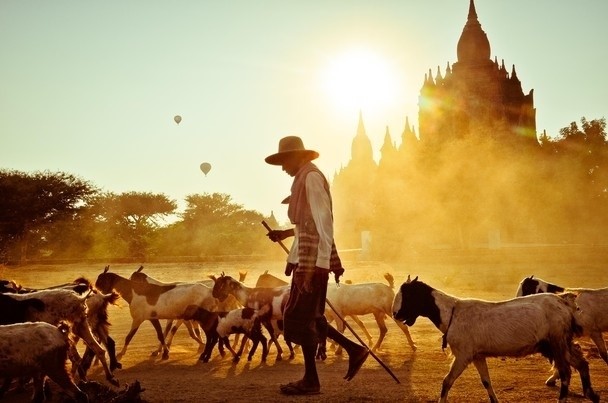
[468,0,478,21]
[381,126,395,153]
[356,110,366,137]
[457,0,491,62]
[351,111,374,163]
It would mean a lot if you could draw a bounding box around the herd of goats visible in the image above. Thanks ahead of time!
[1,265,607,403]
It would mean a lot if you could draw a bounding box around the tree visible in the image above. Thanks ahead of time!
[0,170,96,263]
[92,191,177,260]
[154,193,276,258]
[553,117,608,242]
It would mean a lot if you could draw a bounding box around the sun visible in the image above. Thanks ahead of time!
[321,47,401,117]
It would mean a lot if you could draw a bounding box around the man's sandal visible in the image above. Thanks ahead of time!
[280,381,321,396]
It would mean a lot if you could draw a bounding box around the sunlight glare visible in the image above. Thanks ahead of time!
[321,48,401,117]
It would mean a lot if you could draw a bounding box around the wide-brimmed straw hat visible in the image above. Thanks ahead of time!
[265,136,319,165]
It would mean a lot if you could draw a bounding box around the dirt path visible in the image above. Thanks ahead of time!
[3,259,608,402]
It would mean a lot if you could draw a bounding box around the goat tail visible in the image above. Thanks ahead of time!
[104,291,121,306]
[558,292,584,337]
[384,273,395,289]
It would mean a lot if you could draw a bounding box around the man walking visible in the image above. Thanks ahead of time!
[265,135,369,396]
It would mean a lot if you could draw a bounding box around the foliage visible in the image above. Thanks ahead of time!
[90,192,177,260]
[0,170,96,262]
[153,192,278,258]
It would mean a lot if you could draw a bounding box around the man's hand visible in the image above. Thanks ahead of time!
[266,229,293,242]
[284,262,297,276]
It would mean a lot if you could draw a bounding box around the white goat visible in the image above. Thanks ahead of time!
[255,270,377,355]
[326,273,416,354]
[517,275,608,385]
[393,275,599,403]
[0,322,88,403]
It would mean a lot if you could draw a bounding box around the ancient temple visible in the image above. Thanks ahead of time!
[419,0,537,145]
[332,0,542,252]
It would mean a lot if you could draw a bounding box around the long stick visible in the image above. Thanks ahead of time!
[261,220,290,255]
[261,220,400,384]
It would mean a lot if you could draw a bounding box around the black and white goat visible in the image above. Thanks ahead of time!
[183,305,270,363]
[129,267,211,356]
[0,321,88,403]
[130,266,246,356]
[516,275,566,297]
[393,275,599,403]
[518,275,608,385]
[95,265,217,361]
[212,273,293,360]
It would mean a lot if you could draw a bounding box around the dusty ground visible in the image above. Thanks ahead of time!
[2,252,608,402]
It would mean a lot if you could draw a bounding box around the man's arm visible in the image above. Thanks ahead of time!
[306,172,333,269]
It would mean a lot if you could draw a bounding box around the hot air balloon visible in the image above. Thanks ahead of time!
[200,162,211,176]
[174,115,182,125]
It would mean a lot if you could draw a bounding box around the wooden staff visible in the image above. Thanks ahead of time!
[261,220,400,384]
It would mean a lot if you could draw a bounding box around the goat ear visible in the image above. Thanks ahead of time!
[208,275,216,282]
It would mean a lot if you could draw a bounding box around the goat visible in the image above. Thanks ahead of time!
[75,285,122,375]
[129,266,209,355]
[516,275,566,297]
[0,321,88,403]
[326,273,416,354]
[0,278,37,294]
[0,294,46,396]
[130,266,245,356]
[256,270,375,355]
[255,270,289,288]
[3,289,118,386]
[517,275,608,385]
[44,277,122,375]
[3,277,122,375]
[183,305,270,363]
[393,275,599,403]
[94,265,217,360]
[0,279,21,293]
[212,273,294,360]
[0,293,45,325]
